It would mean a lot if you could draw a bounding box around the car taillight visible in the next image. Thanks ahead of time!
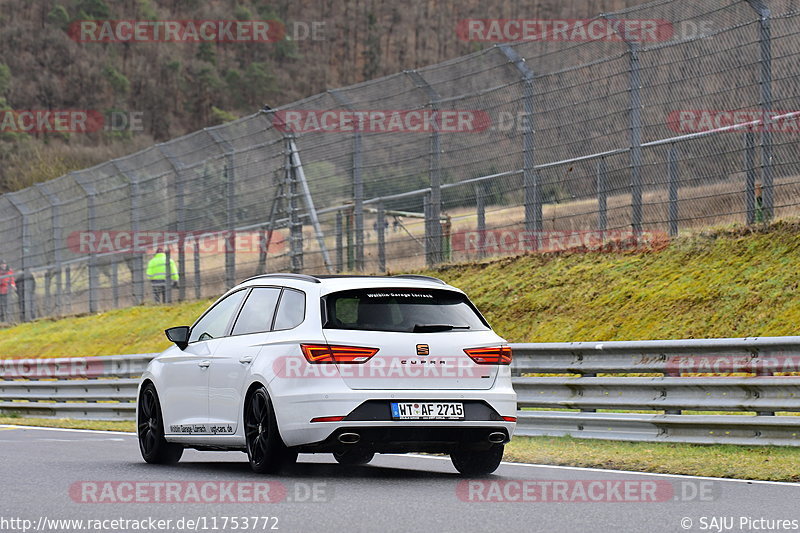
[301,344,379,364]
[464,346,512,365]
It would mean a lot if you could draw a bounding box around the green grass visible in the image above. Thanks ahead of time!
[505,436,800,482]
[0,416,135,432]
[421,221,800,342]
[0,299,214,357]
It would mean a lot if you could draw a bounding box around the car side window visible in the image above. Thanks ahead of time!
[189,289,248,343]
[232,287,282,336]
[273,288,306,330]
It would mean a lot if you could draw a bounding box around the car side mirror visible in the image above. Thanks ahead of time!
[165,326,190,350]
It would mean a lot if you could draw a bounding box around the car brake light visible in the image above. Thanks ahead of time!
[310,416,346,423]
[502,416,517,422]
[464,346,512,365]
[301,344,379,364]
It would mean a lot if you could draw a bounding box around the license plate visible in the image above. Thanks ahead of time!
[390,402,464,420]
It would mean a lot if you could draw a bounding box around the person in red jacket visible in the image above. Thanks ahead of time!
[0,261,14,322]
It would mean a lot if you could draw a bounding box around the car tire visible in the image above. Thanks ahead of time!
[244,386,296,474]
[450,444,504,476]
[333,449,375,466]
[137,383,183,464]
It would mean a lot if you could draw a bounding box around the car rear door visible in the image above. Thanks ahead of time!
[160,289,247,434]
[208,286,282,433]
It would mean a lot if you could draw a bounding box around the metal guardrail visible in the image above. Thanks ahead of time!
[1,338,799,446]
[0,354,154,420]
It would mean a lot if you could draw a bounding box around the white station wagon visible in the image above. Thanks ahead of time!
[137,274,517,475]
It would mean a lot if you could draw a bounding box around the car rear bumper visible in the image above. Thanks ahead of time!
[271,385,517,448]
[297,424,513,454]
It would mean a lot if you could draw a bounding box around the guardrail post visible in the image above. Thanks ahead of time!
[745,130,757,226]
[498,45,541,239]
[377,201,386,272]
[476,184,486,259]
[746,0,773,222]
[335,210,343,273]
[668,144,679,237]
[329,90,365,271]
[597,158,608,233]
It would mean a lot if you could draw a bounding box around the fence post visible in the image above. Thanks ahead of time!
[668,144,679,237]
[329,90,365,271]
[476,184,486,259]
[35,183,63,315]
[65,265,72,313]
[193,240,201,300]
[127,173,144,306]
[335,210,343,273]
[596,158,608,233]
[225,153,236,286]
[164,247,172,304]
[406,70,442,266]
[745,131,757,226]
[629,42,644,234]
[377,202,386,273]
[112,160,144,307]
[602,15,644,234]
[6,193,32,321]
[154,147,188,301]
[286,139,303,273]
[745,0,773,222]
[71,173,99,314]
[499,45,541,238]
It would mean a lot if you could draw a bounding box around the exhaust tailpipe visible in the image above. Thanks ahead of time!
[488,432,507,444]
[338,432,361,444]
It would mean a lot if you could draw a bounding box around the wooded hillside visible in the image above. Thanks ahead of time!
[0,0,648,192]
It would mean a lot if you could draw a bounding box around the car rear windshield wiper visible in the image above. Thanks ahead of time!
[413,324,471,332]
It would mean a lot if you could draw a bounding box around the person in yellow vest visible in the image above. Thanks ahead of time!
[146,247,178,303]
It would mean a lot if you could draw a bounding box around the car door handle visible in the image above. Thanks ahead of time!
[198,360,211,368]
[239,356,254,364]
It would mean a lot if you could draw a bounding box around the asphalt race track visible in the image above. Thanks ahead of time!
[2,425,798,533]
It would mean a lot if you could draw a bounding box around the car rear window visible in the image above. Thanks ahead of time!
[323,288,489,333]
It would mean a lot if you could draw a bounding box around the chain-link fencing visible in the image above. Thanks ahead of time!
[1,0,799,322]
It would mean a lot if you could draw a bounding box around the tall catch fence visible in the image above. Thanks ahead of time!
[2,0,800,322]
